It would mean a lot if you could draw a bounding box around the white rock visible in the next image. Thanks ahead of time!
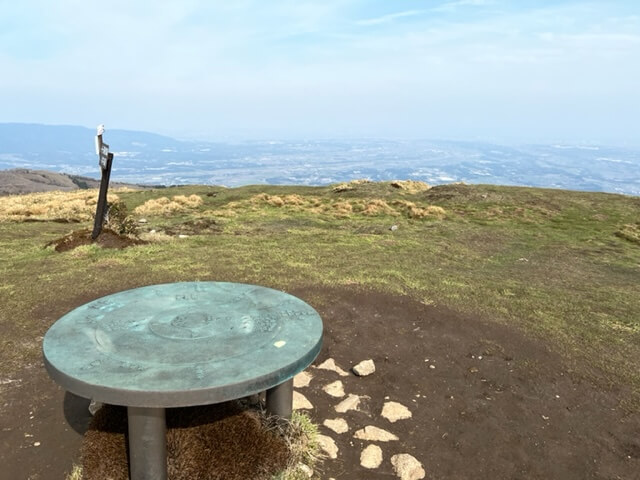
[335,394,368,413]
[323,418,349,434]
[316,358,349,377]
[323,380,345,398]
[138,218,148,223]
[317,434,339,459]
[391,453,425,480]
[178,234,189,239]
[381,401,412,423]
[294,371,313,388]
[353,359,376,377]
[353,426,399,442]
[293,391,313,410]
[360,444,383,469]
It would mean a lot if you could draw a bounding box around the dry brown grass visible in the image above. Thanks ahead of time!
[615,223,640,245]
[331,179,371,192]
[70,402,320,480]
[0,189,120,222]
[362,199,398,216]
[132,195,203,216]
[390,180,431,193]
[393,200,446,219]
[250,193,309,208]
[330,201,353,216]
[221,192,446,222]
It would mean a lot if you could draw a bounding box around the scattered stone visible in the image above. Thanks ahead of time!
[297,463,313,478]
[323,418,349,434]
[294,371,313,388]
[390,225,398,231]
[353,426,399,442]
[323,380,345,398]
[429,364,436,369]
[352,359,376,377]
[138,218,148,223]
[317,434,339,459]
[335,394,368,413]
[360,444,383,469]
[293,391,313,410]
[469,367,479,373]
[381,401,412,423]
[316,358,349,377]
[33,442,41,447]
[391,453,425,480]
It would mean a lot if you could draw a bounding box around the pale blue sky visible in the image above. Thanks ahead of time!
[1,1,638,144]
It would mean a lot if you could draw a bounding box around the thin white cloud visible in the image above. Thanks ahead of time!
[433,0,495,13]
[356,9,425,26]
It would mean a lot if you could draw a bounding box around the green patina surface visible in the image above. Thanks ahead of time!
[43,282,323,407]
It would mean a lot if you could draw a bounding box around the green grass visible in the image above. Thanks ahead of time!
[1,182,639,409]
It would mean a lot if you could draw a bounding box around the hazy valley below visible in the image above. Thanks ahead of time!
[1,123,639,196]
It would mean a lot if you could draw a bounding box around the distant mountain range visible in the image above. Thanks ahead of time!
[1,123,639,196]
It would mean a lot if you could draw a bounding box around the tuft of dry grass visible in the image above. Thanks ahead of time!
[331,179,371,193]
[615,223,640,245]
[393,200,446,219]
[0,189,119,222]
[362,199,397,216]
[390,180,431,193]
[65,464,83,480]
[330,201,353,216]
[250,193,309,208]
[132,195,203,216]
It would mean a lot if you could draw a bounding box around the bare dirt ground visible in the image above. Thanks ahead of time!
[2,286,639,479]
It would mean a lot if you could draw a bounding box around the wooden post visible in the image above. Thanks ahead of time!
[92,131,114,239]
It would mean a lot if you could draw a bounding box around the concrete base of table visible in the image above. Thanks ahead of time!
[125,379,294,480]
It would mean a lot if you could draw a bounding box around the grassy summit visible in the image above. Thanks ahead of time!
[1,180,639,408]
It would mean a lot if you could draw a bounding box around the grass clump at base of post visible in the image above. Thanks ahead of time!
[268,410,323,480]
[65,464,83,480]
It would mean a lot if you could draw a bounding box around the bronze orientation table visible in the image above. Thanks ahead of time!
[43,282,323,480]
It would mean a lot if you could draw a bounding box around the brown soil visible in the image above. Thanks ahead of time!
[46,228,146,252]
[1,286,639,479]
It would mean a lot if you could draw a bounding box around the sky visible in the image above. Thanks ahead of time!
[1,1,639,144]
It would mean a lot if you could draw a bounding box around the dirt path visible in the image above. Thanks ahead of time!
[1,286,639,479]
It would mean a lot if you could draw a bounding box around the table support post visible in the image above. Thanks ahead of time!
[266,378,293,419]
[127,407,167,480]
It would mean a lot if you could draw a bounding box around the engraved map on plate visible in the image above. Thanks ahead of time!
[86,283,303,365]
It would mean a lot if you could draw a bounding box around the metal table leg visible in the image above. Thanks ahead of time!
[266,378,293,418]
[127,407,167,480]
